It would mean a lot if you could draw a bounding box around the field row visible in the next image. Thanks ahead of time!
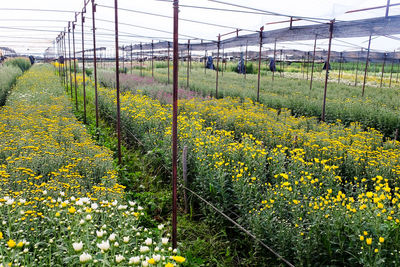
[76,69,400,265]
[0,65,186,266]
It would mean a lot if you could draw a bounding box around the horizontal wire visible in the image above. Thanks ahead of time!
[97,4,257,33]
[0,7,76,13]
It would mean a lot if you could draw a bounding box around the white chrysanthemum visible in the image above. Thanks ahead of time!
[123,236,130,243]
[161,238,169,245]
[140,246,150,253]
[129,256,140,265]
[144,238,152,246]
[96,230,106,238]
[72,241,83,252]
[79,252,92,263]
[115,254,125,263]
[97,240,110,252]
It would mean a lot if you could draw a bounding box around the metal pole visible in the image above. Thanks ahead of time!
[396,59,399,83]
[151,40,154,77]
[338,52,342,84]
[244,41,248,79]
[306,51,310,80]
[389,53,394,88]
[187,39,190,88]
[204,49,207,75]
[172,0,179,250]
[63,31,68,87]
[354,51,360,86]
[362,35,372,97]
[168,42,170,84]
[280,49,283,77]
[140,43,143,76]
[321,20,334,122]
[310,34,317,90]
[302,55,305,79]
[257,26,264,102]
[130,43,133,74]
[122,45,125,70]
[221,46,224,77]
[380,53,386,87]
[114,0,122,165]
[72,19,78,111]
[216,34,220,98]
[91,0,99,128]
[386,0,391,17]
[81,10,87,124]
[272,39,276,81]
[68,23,73,98]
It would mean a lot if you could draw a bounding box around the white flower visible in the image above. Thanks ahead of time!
[19,199,26,204]
[96,230,106,238]
[6,198,15,205]
[158,224,164,230]
[129,256,141,265]
[97,240,110,252]
[79,219,85,225]
[85,214,92,221]
[144,238,152,246]
[115,254,125,263]
[79,252,92,263]
[142,261,149,267]
[112,200,118,206]
[153,254,161,262]
[42,190,47,195]
[72,241,83,252]
[139,246,150,253]
[128,201,136,206]
[138,206,144,211]
[161,238,168,245]
[154,247,159,252]
[80,197,90,204]
[60,191,65,196]
[118,205,128,210]
[91,203,98,210]
[123,236,130,243]
[109,233,116,241]
[75,200,83,206]
[70,196,76,201]
[173,248,177,254]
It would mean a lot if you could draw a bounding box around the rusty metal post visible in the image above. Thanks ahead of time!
[302,55,305,79]
[72,19,78,111]
[257,26,264,102]
[130,44,133,74]
[306,51,310,80]
[338,52,342,84]
[68,23,73,98]
[203,50,207,72]
[362,35,372,97]
[114,0,122,165]
[354,51,360,86]
[321,20,334,122]
[140,43,143,76]
[310,34,317,90]
[216,34,220,98]
[389,54,394,88]
[187,39,190,88]
[380,53,387,87]
[81,10,87,124]
[151,40,154,77]
[221,46,224,77]
[172,0,179,250]
[272,39,276,81]
[244,41,248,79]
[168,42,170,84]
[91,0,99,128]
[63,31,68,87]
[280,49,283,77]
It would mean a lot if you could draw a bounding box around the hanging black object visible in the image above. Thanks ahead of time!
[237,52,245,74]
[269,59,276,72]
[322,61,331,70]
[58,56,64,64]
[206,56,215,70]
[29,55,35,65]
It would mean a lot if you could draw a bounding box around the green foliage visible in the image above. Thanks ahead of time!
[0,65,22,106]
[4,57,31,72]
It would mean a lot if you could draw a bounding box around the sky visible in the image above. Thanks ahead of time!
[0,0,399,57]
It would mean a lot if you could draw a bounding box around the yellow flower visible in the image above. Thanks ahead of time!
[7,239,16,248]
[366,238,372,245]
[68,206,76,214]
[165,263,174,267]
[374,248,379,253]
[359,236,364,241]
[148,258,156,265]
[55,212,60,217]
[172,256,185,263]
[363,231,368,236]
[17,241,24,248]
[0,231,3,239]
[379,237,384,243]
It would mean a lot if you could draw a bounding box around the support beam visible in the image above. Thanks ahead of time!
[362,35,372,97]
